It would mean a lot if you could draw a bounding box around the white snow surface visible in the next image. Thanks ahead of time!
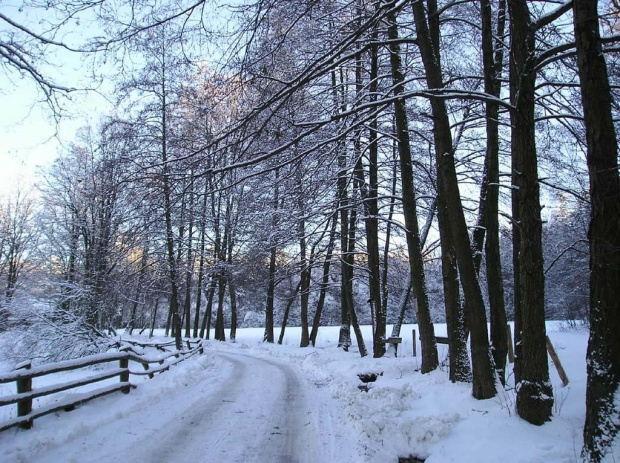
[0,322,617,462]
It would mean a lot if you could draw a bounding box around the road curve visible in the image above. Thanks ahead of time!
[26,350,330,463]
[133,351,322,463]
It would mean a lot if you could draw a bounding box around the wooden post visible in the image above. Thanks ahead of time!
[15,361,33,429]
[141,362,153,379]
[546,335,569,387]
[506,324,515,364]
[119,356,130,393]
[412,329,417,357]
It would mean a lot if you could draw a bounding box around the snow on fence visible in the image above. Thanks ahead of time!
[0,339,204,432]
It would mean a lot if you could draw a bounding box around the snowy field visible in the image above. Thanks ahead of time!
[0,322,614,462]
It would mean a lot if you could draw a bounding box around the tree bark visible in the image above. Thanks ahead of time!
[381,144,398,315]
[193,178,210,337]
[264,169,279,343]
[278,281,301,345]
[183,175,195,339]
[215,275,227,341]
[161,80,182,350]
[390,199,436,339]
[335,69,352,350]
[438,188,472,383]
[508,0,553,424]
[199,275,217,339]
[296,170,311,348]
[128,242,149,335]
[310,211,338,346]
[228,273,238,342]
[573,0,620,458]
[364,17,384,358]
[346,181,367,358]
[478,0,509,385]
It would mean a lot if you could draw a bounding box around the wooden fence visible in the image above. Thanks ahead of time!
[0,339,204,432]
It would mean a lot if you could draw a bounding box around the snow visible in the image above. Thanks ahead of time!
[0,323,616,462]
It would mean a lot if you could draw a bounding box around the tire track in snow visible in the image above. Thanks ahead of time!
[19,350,323,463]
[142,351,320,463]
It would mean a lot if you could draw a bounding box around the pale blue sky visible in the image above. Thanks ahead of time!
[0,78,114,195]
[0,1,116,195]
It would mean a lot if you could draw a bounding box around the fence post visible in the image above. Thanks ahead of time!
[140,361,153,379]
[15,361,33,429]
[412,329,417,357]
[119,356,130,394]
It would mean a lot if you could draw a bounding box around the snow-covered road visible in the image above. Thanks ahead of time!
[115,351,322,463]
[10,350,340,463]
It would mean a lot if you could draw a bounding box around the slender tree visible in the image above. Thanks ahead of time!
[386,3,438,373]
[411,0,495,397]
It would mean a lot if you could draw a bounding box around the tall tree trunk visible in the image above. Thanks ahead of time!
[228,273,238,342]
[215,206,230,342]
[264,169,279,343]
[387,5,438,373]
[215,275,227,341]
[477,0,509,385]
[508,0,553,424]
[359,13,384,357]
[333,68,352,350]
[183,176,195,338]
[347,177,367,358]
[278,281,302,345]
[438,190,472,383]
[381,144,398,315]
[412,0,495,397]
[310,211,338,346]
[573,0,620,458]
[165,306,172,337]
[225,199,238,343]
[390,199,436,338]
[203,188,222,341]
[338,216,352,351]
[160,68,182,350]
[150,297,159,338]
[128,243,149,335]
[200,275,217,339]
[193,179,210,337]
[353,150,384,357]
[297,171,311,348]
[162,165,182,349]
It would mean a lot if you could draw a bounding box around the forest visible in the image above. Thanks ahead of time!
[0,0,619,460]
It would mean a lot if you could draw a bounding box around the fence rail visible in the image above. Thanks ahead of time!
[0,339,205,432]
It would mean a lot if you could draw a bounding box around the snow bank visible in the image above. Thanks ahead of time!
[198,323,594,462]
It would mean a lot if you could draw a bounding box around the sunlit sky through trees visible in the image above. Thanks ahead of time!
[0,2,115,195]
[0,0,239,196]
